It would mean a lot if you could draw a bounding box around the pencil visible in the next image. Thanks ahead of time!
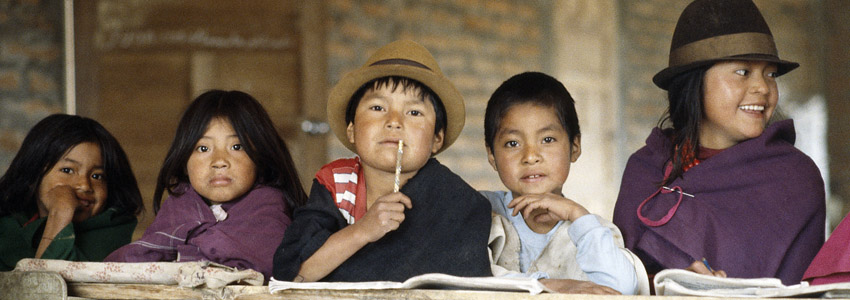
[394,140,403,192]
[701,257,714,272]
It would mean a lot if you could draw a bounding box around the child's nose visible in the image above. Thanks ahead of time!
[211,150,230,169]
[74,175,93,193]
[522,145,542,164]
[385,111,402,130]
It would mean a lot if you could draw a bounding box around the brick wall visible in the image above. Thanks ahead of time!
[0,0,65,172]
[324,0,553,192]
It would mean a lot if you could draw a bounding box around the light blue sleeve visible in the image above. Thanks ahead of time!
[569,215,638,295]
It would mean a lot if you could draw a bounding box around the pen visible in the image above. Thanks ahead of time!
[702,257,714,272]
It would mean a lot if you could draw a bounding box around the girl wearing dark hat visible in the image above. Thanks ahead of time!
[613,0,825,285]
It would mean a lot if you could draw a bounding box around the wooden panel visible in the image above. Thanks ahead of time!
[75,0,323,238]
[189,51,302,131]
[94,0,298,52]
[97,53,189,238]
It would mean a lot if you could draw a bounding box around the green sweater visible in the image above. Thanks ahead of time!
[0,207,137,271]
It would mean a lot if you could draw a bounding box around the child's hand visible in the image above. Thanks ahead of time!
[41,185,82,224]
[539,279,621,295]
[686,260,727,277]
[508,193,590,223]
[353,192,413,243]
[35,185,81,258]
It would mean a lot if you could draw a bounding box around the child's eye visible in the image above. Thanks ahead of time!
[196,145,209,152]
[231,144,243,151]
[408,110,422,116]
[369,105,384,111]
[735,69,749,76]
[59,167,73,174]
[91,173,104,180]
[504,141,519,148]
[542,137,556,143]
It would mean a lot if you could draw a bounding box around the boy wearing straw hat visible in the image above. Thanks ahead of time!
[273,40,492,282]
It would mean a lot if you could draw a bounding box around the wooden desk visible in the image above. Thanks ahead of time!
[1,272,826,300]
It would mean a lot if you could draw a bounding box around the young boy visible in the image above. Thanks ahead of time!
[483,72,640,294]
[272,40,492,282]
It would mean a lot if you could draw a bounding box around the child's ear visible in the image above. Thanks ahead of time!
[570,135,582,163]
[486,146,498,171]
[346,122,355,145]
[430,129,445,154]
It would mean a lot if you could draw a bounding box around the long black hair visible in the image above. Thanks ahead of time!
[658,67,708,186]
[153,90,307,213]
[0,114,143,217]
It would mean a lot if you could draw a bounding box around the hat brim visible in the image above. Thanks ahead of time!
[328,64,465,155]
[653,54,799,90]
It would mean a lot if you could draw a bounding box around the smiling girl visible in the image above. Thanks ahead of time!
[0,114,143,270]
[106,90,307,281]
[613,0,824,285]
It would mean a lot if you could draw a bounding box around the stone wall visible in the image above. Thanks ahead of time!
[0,0,64,172]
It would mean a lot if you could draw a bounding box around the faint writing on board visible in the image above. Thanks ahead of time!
[96,29,293,51]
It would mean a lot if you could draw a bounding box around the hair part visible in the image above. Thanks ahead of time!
[154,90,308,213]
[484,72,580,150]
[0,114,143,217]
[658,67,708,186]
[344,76,447,137]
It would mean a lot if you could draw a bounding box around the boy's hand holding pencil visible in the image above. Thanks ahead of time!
[353,140,412,243]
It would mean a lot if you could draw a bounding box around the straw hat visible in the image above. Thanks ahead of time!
[327,40,464,154]
[653,0,799,90]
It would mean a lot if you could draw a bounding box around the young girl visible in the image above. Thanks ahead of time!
[613,0,824,285]
[0,114,143,271]
[106,90,307,280]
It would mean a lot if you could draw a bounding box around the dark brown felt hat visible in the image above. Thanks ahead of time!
[327,40,464,154]
[653,0,799,90]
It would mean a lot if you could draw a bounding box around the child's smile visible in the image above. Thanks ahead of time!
[488,103,580,198]
[37,142,108,223]
[700,60,778,149]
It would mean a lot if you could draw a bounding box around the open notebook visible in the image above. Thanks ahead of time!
[269,273,551,295]
[655,268,850,298]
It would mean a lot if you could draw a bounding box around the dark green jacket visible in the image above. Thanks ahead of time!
[0,207,136,271]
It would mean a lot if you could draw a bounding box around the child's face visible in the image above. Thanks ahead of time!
[487,103,580,198]
[187,118,257,205]
[700,60,778,149]
[346,82,444,175]
[37,142,108,223]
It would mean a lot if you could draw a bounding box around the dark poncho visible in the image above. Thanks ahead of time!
[0,208,136,271]
[273,158,492,282]
[614,120,824,285]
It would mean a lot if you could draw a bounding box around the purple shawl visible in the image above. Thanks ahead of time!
[105,184,291,280]
[613,120,824,285]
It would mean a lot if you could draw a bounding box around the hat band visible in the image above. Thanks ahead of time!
[669,32,778,67]
[369,58,432,71]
